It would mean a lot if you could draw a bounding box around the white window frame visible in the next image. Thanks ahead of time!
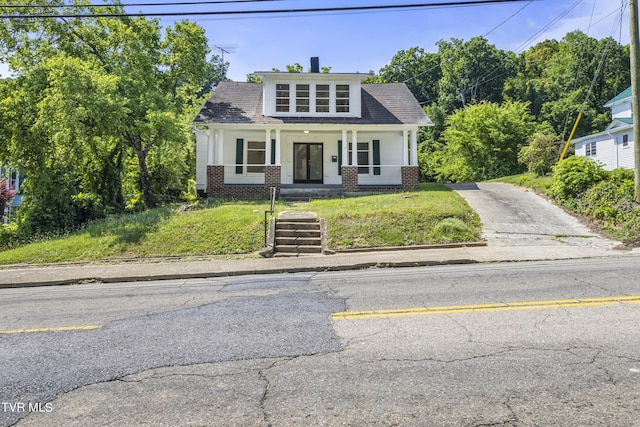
[275,84,290,113]
[585,141,597,157]
[622,134,629,148]
[348,142,371,175]
[246,141,266,174]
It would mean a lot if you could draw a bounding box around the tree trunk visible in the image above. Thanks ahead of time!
[125,133,157,210]
[135,146,156,210]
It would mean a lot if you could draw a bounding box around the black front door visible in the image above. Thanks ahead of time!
[294,143,323,184]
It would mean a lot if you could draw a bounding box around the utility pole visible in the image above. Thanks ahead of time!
[630,0,640,201]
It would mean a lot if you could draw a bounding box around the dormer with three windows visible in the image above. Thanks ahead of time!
[259,71,365,119]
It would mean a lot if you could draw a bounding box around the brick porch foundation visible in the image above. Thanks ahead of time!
[401,166,420,190]
[341,166,359,192]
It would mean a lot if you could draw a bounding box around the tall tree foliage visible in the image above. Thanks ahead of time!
[437,36,516,113]
[0,1,211,234]
[370,47,441,105]
[435,101,536,183]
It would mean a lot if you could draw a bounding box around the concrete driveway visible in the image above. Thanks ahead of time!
[449,182,618,250]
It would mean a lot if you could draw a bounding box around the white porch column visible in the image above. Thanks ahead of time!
[265,129,272,165]
[341,129,348,166]
[207,128,214,166]
[402,129,409,166]
[216,128,224,165]
[352,130,358,166]
[275,129,282,165]
[410,129,418,166]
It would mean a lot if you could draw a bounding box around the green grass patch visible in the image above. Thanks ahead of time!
[297,183,480,249]
[490,173,552,193]
[0,183,481,264]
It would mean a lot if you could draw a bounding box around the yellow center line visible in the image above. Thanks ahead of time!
[0,325,102,334]
[332,295,640,321]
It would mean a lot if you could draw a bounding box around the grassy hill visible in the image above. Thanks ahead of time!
[0,183,481,265]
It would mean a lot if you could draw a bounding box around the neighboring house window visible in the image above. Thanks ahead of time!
[316,84,330,113]
[247,141,266,173]
[336,84,350,113]
[585,141,597,156]
[296,84,310,113]
[622,134,629,147]
[276,84,289,112]
[349,142,370,174]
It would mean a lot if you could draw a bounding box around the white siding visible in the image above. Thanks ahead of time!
[574,131,634,171]
[611,99,633,119]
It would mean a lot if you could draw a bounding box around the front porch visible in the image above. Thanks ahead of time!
[196,127,421,200]
[203,165,419,200]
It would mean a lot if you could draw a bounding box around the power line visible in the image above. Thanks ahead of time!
[2,0,280,9]
[0,0,538,19]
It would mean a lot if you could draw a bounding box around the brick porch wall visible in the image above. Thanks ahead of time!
[401,166,420,190]
[206,165,225,197]
[341,166,359,192]
[205,165,282,200]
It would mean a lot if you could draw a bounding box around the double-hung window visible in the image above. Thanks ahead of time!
[349,142,370,174]
[316,84,330,113]
[247,141,266,173]
[296,84,310,113]
[276,84,290,112]
[336,84,350,113]
[622,134,629,147]
[585,141,597,157]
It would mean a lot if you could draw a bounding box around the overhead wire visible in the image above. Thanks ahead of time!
[0,0,539,19]
[1,0,280,9]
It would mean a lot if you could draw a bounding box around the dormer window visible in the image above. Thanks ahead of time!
[296,84,310,113]
[336,84,350,113]
[276,84,289,112]
[316,85,330,113]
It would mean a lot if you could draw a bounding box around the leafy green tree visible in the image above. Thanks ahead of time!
[437,36,516,113]
[1,1,211,218]
[518,127,562,176]
[505,31,630,138]
[371,47,441,105]
[435,101,536,183]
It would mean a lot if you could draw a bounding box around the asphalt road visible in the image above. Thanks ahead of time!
[2,257,640,426]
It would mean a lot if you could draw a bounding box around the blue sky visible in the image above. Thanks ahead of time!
[0,1,632,81]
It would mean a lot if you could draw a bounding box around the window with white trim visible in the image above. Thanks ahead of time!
[296,84,310,113]
[585,141,597,156]
[276,84,289,112]
[622,134,629,147]
[336,84,350,113]
[316,84,330,113]
[247,141,266,173]
[349,142,370,174]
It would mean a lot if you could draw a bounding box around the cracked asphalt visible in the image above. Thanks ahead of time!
[2,257,640,426]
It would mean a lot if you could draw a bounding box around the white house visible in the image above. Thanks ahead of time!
[0,166,23,223]
[193,58,432,199]
[572,86,635,170]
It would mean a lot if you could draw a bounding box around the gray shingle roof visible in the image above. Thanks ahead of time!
[194,81,432,126]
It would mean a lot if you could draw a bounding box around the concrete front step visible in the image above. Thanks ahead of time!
[276,229,321,238]
[275,245,323,254]
[275,236,322,246]
[275,221,321,231]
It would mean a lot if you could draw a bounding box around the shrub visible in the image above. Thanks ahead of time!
[518,130,561,176]
[549,156,607,200]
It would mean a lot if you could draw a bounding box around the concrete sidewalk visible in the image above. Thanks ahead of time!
[1,242,637,288]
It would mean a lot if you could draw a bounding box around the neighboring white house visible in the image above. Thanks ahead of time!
[1,166,23,223]
[193,58,432,199]
[572,86,635,170]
